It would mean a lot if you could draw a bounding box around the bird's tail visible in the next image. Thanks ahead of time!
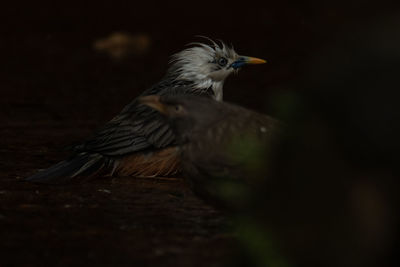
[26,153,108,184]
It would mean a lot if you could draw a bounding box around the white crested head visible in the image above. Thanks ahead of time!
[165,38,266,101]
[169,39,239,81]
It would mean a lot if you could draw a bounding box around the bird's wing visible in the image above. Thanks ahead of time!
[76,104,174,156]
[75,81,213,157]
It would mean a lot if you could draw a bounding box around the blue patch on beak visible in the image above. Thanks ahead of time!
[230,57,246,69]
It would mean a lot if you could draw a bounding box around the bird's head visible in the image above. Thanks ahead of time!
[166,38,266,100]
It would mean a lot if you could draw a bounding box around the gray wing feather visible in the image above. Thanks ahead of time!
[74,79,211,157]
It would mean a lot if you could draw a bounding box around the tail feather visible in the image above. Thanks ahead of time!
[26,153,107,184]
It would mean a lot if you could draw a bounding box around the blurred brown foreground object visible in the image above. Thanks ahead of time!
[140,94,283,210]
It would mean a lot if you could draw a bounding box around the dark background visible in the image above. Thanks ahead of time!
[0,1,399,266]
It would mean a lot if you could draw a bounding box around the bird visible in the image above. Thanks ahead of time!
[26,38,266,183]
[139,94,282,209]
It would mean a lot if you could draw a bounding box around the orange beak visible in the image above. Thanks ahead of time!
[231,56,267,69]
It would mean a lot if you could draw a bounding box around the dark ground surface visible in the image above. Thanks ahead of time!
[0,1,398,266]
[1,120,231,267]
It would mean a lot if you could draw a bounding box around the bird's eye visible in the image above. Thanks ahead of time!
[174,105,183,112]
[218,57,228,66]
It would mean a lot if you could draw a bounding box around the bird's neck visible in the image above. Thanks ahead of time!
[164,71,225,101]
[192,79,224,101]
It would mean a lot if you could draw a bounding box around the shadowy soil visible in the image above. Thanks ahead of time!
[0,118,234,267]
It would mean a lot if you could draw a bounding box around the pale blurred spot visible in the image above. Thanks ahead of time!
[94,32,151,60]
